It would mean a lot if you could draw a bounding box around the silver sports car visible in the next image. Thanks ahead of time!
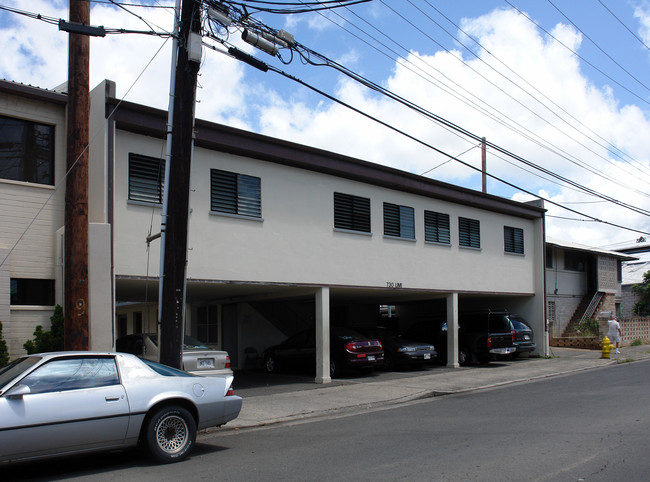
[0,351,242,465]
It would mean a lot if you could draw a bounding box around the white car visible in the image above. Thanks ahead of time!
[116,333,233,376]
[0,352,242,465]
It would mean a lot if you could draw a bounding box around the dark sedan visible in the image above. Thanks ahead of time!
[263,327,384,377]
[362,327,437,370]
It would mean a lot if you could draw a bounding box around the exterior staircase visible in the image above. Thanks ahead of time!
[551,292,605,349]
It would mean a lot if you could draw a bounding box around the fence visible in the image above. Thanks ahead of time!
[620,317,650,345]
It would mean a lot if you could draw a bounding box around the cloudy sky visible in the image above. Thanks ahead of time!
[1,0,650,250]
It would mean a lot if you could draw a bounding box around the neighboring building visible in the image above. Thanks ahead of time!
[1,79,548,382]
[545,237,636,340]
[618,240,650,318]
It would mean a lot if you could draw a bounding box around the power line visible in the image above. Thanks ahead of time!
[209,36,650,235]
[596,0,650,52]
[503,0,650,107]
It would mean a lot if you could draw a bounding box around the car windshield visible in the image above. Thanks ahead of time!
[0,356,41,391]
[141,358,195,377]
[489,314,513,332]
[510,319,530,331]
[145,334,210,350]
[183,334,210,350]
[332,327,365,341]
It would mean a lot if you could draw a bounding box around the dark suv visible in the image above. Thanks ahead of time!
[406,310,515,365]
[459,311,516,364]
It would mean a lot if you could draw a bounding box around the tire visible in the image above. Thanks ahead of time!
[329,359,339,378]
[458,347,469,365]
[143,405,196,464]
[264,354,278,373]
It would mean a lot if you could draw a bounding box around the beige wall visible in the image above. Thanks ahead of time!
[111,134,541,296]
[0,91,66,359]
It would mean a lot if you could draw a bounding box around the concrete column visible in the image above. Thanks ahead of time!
[315,287,331,384]
[446,292,459,368]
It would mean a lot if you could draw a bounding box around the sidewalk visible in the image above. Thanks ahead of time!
[219,344,650,431]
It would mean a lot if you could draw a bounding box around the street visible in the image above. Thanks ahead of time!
[6,359,650,481]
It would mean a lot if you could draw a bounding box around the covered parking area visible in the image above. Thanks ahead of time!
[115,277,546,384]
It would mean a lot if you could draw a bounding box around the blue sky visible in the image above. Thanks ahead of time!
[1,0,650,248]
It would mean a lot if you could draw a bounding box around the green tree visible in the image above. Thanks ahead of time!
[0,321,9,367]
[23,304,65,354]
[632,270,650,316]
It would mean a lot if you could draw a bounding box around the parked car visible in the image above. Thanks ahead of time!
[361,327,437,370]
[263,326,384,377]
[406,310,515,365]
[116,333,232,376]
[503,314,536,359]
[0,351,242,465]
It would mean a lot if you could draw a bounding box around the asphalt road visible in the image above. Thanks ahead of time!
[7,359,650,481]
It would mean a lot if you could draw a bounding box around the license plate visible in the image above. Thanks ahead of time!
[367,355,375,361]
[424,354,431,360]
[198,358,215,369]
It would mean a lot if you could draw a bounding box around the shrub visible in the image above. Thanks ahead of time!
[0,321,9,367]
[23,304,64,354]
[632,270,650,316]
[631,339,643,347]
[576,318,600,337]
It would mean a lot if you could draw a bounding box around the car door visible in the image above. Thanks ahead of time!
[0,356,130,462]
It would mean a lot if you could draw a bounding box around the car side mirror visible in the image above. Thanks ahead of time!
[6,384,31,400]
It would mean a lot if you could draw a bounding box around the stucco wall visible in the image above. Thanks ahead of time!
[112,132,542,296]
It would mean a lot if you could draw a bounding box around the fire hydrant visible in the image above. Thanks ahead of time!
[601,336,614,359]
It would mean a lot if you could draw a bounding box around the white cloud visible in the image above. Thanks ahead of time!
[1,3,648,247]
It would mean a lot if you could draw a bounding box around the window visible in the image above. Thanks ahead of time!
[504,226,524,254]
[564,250,586,271]
[20,357,119,394]
[424,210,450,244]
[383,202,415,239]
[210,169,261,218]
[196,306,219,344]
[0,114,54,185]
[334,192,371,233]
[458,217,480,248]
[128,153,165,204]
[10,278,55,306]
[617,260,622,283]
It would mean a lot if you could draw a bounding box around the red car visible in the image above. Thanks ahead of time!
[263,327,384,377]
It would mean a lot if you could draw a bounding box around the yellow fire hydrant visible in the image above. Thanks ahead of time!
[601,336,614,359]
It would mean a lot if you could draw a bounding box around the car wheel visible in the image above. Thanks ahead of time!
[143,405,196,464]
[329,359,339,378]
[264,354,278,373]
[458,347,469,365]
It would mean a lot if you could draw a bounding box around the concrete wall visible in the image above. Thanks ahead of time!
[111,132,542,296]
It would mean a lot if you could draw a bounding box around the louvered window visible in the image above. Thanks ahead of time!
[459,217,480,248]
[384,202,415,239]
[334,192,371,233]
[504,226,524,254]
[128,153,165,204]
[210,169,261,218]
[424,210,450,244]
[0,114,54,185]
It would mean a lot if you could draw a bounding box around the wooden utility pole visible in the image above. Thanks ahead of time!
[159,0,201,368]
[64,0,90,350]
